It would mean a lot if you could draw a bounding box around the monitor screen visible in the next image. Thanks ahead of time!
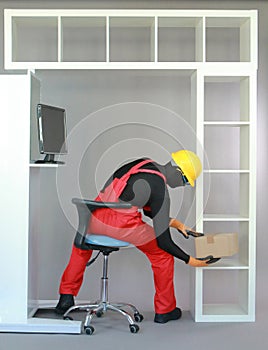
[37,103,67,155]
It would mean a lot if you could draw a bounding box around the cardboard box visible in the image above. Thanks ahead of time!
[195,233,238,258]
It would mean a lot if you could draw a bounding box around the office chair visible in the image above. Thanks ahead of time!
[63,198,144,335]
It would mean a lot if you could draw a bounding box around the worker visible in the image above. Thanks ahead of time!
[55,150,218,323]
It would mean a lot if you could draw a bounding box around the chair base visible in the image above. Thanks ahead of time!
[63,300,143,334]
[62,250,143,334]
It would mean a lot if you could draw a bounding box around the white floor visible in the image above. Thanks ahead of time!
[1,305,267,350]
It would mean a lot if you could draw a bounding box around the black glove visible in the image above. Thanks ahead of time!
[180,229,204,239]
[197,255,221,264]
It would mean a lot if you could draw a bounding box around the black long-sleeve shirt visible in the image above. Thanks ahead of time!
[101,159,190,263]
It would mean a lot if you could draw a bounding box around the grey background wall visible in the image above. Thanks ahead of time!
[0,0,267,316]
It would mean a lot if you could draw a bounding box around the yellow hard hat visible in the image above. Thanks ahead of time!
[171,150,202,187]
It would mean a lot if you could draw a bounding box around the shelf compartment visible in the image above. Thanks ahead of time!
[109,17,155,62]
[12,17,58,62]
[204,124,249,170]
[204,76,249,122]
[61,17,106,62]
[158,17,203,62]
[202,269,249,318]
[203,172,249,218]
[205,17,250,62]
[203,221,249,266]
[202,304,249,321]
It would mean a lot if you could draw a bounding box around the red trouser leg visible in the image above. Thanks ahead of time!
[90,219,177,314]
[59,245,93,296]
[59,223,176,313]
[102,221,177,314]
[137,237,177,314]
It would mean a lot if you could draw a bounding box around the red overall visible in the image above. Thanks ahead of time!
[59,160,177,314]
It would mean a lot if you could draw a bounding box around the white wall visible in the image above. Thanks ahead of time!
[0,0,267,315]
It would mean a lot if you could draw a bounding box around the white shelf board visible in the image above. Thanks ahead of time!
[201,258,249,269]
[29,163,59,168]
[203,214,249,221]
[4,60,257,71]
[4,9,257,17]
[204,121,250,126]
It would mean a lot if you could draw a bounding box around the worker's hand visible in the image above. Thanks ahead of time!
[169,218,189,239]
[169,219,204,239]
[187,255,221,267]
[188,256,210,267]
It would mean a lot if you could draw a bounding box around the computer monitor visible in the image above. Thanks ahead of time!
[35,103,67,164]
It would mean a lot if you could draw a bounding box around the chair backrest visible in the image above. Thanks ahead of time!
[71,198,132,250]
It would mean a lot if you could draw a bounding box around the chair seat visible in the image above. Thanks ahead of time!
[85,234,130,248]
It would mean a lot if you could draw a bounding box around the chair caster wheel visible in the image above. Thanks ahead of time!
[96,311,103,318]
[84,325,95,335]
[129,324,139,333]
[63,316,73,321]
[134,313,144,322]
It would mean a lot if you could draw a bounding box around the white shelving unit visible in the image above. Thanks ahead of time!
[0,9,257,331]
[194,70,257,322]
[4,9,257,70]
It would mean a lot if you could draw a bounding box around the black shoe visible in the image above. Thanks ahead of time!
[55,294,74,315]
[154,307,182,324]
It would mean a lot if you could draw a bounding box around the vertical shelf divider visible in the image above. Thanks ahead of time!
[248,71,257,320]
[193,69,205,322]
[196,70,205,234]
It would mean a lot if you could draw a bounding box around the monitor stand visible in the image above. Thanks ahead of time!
[35,154,64,164]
